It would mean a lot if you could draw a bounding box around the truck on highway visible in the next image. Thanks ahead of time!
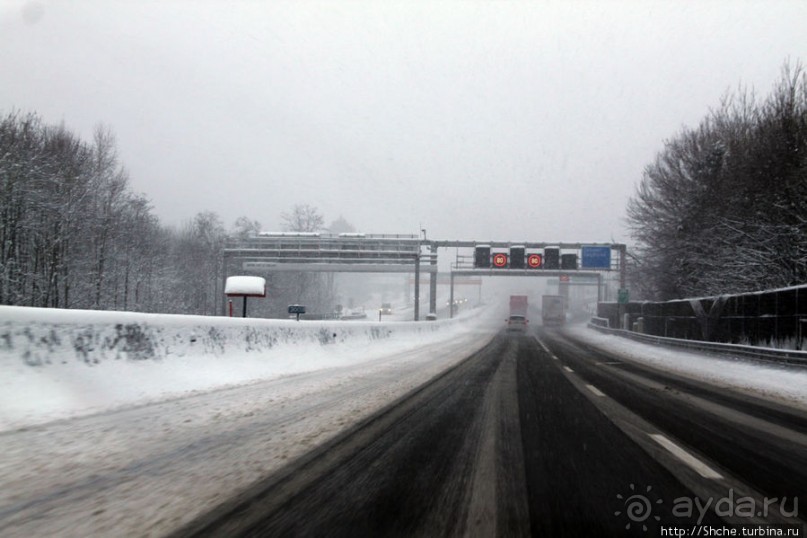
[509,295,528,316]
[541,295,565,326]
[507,295,529,332]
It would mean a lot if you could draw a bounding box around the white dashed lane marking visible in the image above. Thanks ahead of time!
[585,384,606,397]
[650,434,723,479]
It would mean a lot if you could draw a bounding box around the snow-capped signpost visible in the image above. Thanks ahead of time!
[224,276,266,318]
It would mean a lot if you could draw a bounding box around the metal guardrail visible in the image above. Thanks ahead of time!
[587,322,807,367]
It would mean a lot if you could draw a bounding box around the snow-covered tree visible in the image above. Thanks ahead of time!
[628,61,807,299]
[232,216,261,239]
[327,215,356,235]
[281,204,324,233]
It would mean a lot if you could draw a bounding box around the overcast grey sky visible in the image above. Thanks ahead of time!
[2,0,805,243]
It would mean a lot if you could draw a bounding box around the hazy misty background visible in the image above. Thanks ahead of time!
[2,0,805,242]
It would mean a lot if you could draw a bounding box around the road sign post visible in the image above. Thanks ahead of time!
[224,276,266,318]
[288,304,306,321]
[617,288,629,329]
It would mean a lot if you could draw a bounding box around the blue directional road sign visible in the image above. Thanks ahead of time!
[581,246,611,269]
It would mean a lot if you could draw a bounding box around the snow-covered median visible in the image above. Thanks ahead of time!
[0,305,485,431]
[565,324,807,411]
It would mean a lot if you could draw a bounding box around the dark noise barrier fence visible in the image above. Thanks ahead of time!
[597,284,807,351]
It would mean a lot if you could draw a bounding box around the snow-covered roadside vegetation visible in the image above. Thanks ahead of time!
[627,63,807,300]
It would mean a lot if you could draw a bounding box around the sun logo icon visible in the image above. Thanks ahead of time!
[615,484,663,532]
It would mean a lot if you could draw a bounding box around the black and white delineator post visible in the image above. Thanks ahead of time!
[224,276,266,318]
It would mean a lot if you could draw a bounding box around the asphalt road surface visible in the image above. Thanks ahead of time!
[175,328,806,537]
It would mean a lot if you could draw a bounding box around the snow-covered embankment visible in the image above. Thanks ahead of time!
[0,305,484,430]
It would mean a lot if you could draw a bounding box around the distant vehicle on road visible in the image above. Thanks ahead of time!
[506,314,528,332]
[341,308,368,320]
[507,295,529,332]
[380,303,392,315]
[510,295,528,317]
[542,295,565,326]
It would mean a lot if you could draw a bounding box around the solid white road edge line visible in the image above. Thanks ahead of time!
[585,384,606,397]
[649,433,723,479]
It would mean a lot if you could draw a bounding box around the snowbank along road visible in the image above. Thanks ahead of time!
[0,315,495,537]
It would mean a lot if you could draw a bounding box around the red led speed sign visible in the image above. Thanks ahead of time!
[527,253,543,268]
[492,253,508,268]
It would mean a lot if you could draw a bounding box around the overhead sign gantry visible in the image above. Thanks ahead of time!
[221,234,626,321]
[222,233,437,320]
[430,240,627,319]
